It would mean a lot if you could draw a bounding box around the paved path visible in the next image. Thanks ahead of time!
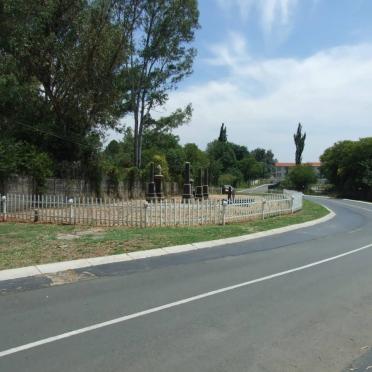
[238,183,274,193]
[1,197,372,371]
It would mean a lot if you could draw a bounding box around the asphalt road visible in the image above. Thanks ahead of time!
[1,197,372,372]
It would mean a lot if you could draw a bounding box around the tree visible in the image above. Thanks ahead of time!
[251,148,276,178]
[238,155,262,182]
[206,140,236,170]
[320,137,372,200]
[0,140,52,193]
[1,0,130,183]
[183,143,208,180]
[230,143,249,161]
[285,164,317,192]
[218,123,227,143]
[119,0,199,167]
[294,123,306,165]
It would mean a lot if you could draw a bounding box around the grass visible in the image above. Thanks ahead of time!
[0,200,329,270]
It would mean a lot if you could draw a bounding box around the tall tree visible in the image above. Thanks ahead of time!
[119,0,199,167]
[218,123,227,142]
[294,123,306,165]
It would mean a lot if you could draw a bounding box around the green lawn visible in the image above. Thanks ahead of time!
[0,200,329,270]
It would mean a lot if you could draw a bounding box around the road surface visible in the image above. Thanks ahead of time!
[1,197,372,371]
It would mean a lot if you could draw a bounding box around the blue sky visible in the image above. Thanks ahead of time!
[114,0,372,162]
[167,0,372,162]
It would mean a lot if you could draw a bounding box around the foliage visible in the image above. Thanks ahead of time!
[238,155,264,181]
[294,123,306,165]
[0,140,53,192]
[218,123,227,143]
[250,148,276,177]
[149,154,169,180]
[1,0,130,185]
[206,125,276,186]
[284,164,317,191]
[320,137,372,200]
[118,0,200,167]
[183,143,209,179]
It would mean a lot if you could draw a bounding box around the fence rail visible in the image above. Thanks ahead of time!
[0,191,303,228]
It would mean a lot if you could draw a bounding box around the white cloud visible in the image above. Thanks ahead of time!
[216,0,298,35]
[205,32,251,70]
[162,37,372,162]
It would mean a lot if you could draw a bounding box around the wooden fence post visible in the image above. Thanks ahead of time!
[143,201,148,228]
[262,199,266,220]
[68,198,74,225]
[1,195,7,221]
[221,200,227,225]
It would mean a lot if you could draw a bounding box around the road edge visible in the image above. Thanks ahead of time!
[0,204,335,282]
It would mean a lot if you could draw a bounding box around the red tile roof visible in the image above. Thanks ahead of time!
[275,162,321,167]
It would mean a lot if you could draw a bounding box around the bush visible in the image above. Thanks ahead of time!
[0,140,52,192]
[285,165,317,192]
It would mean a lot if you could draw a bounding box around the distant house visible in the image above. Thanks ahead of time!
[272,162,321,180]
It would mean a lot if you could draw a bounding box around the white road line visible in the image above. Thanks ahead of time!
[1,241,372,359]
[343,199,372,206]
[338,201,372,213]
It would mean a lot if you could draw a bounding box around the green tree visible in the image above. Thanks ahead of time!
[320,137,372,200]
[0,140,52,192]
[294,123,306,165]
[1,0,130,183]
[285,164,317,191]
[183,143,209,180]
[238,155,262,182]
[218,123,227,143]
[119,0,199,167]
[250,148,276,178]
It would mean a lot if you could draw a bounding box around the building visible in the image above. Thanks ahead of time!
[272,162,321,180]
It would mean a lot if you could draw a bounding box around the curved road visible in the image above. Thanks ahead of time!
[1,197,372,371]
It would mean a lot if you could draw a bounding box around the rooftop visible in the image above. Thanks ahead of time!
[275,162,321,167]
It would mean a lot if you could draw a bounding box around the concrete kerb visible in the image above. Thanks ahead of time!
[0,206,336,283]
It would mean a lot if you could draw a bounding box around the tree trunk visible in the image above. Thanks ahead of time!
[133,110,139,168]
[138,124,143,168]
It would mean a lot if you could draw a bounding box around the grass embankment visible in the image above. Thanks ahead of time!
[0,200,329,270]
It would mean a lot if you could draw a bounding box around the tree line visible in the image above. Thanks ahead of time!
[103,123,277,192]
[0,0,278,194]
[0,0,199,192]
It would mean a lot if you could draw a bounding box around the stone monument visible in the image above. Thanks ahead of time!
[146,162,157,202]
[195,168,204,200]
[154,164,164,200]
[203,168,209,200]
[182,162,193,201]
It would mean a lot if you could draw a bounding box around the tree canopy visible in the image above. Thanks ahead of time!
[284,164,317,192]
[320,137,372,201]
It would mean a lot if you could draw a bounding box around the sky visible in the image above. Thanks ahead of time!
[113,0,372,162]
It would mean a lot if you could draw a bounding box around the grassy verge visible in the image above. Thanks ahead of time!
[0,200,329,270]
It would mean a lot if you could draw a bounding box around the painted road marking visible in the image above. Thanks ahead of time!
[339,202,372,213]
[1,242,372,359]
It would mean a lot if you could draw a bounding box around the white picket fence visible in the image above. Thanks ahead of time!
[0,192,302,228]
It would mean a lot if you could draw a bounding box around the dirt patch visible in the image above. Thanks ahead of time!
[56,228,105,240]
[46,269,96,286]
